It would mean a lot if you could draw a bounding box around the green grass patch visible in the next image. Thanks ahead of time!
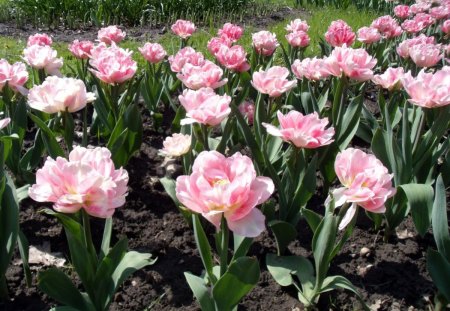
[0,4,377,74]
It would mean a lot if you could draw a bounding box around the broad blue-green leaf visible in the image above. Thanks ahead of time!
[431,175,450,261]
[28,113,65,159]
[398,184,434,237]
[269,220,297,256]
[192,214,215,284]
[312,214,337,286]
[212,257,260,310]
[38,268,91,311]
[184,272,215,311]
[320,275,369,310]
[427,249,450,301]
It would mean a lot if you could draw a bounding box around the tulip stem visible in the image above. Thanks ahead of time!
[81,209,97,265]
[82,107,88,147]
[201,124,209,151]
[219,216,229,277]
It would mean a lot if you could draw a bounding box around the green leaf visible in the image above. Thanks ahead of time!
[398,184,434,237]
[192,214,215,284]
[312,213,337,286]
[427,249,450,301]
[28,113,65,159]
[17,230,32,287]
[0,173,19,282]
[38,268,90,310]
[212,257,260,310]
[431,175,450,261]
[336,94,364,150]
[320,275,368,310]
[184,272,215,311]
[160,177,180,206]
[302,208,322,233]
[269,220,297,256]
[232,234,252,261]
[266,254,315,288]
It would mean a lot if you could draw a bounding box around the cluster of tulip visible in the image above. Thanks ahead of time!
[0,0,449,309]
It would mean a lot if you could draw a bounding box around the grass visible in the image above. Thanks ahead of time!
[0,4,377,74]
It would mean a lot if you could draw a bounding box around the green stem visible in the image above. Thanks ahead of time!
[82,107,88,147]
[201,124,209,151]
[411,110,425,155]
[219,216,229,277]
[81,210,97,263]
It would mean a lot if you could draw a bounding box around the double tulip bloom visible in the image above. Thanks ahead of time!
[325,20,355,47]
[168,47,205,73]
[372,67,405,91]
[23,45,63,76]
[29,146,129,218]
[69,40,94,59]
[139,43,167,64]
[263,111,334,149]
[292,57,330,81]
[27,33,52,47]
[402,66,450,108]
[177,60,227,90]
[323,45,377,82]
[371,15,403,38]
[178,87,231,126]
[28,76,96,114]
[97,25,126,44]
[331,148,396,230]
[171,19,196,39]
[218,23,243,42]
[409,43,442,68]
[251,66,296,97]
[357,27,381,45]
[0,59,29,94]
[215,45,250,72]
[252,31,279,56]
[176,151,274,237]
[160,133,192,157]
[89,43,137,84]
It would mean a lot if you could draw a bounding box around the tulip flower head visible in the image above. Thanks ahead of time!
[176,150,274,237]
[29,146,129,218]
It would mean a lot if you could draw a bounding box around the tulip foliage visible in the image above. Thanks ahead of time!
[0,1,449,309]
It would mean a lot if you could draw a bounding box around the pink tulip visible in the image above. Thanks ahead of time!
[89,43,137,84]
[218,23,243,42]
[98,25,126,44]
[160,133,192,157]
[171,19,196,39]
[251,66,296,97]
[409,43,443,68]
[263,110,334,148]
[0,117,10,130]
[238,100,255,125]
[285,31,310,48]
[331,148,396,229]
[324,20,356,47]
[168,47,205,73]
[401,19,424,33]
[28,76,95,113]
[291,57,330,81]
[215,45,250,72]
[371,16,403,38]
[430,6,450,19]
[139,43,167,63]
[394,5,411,19]
[177,60,227,90]
[285,19,310,33]
[0,60,28,94]
[23,45,63,76]
[442,20,450,34]
[175,150,274,237]
[414,13,436,27]
[207,36,233,56]
[29,146,129,218]
[178,87,231,126]
[372,67,404,91]
[69,40,94,59]
[27,33,52,47]
[396,34,435,59]
[323,46,377,82]
[410,2,431,14]
[402,66,450,108]
[252,31,279,56]
[357,27,382,44]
